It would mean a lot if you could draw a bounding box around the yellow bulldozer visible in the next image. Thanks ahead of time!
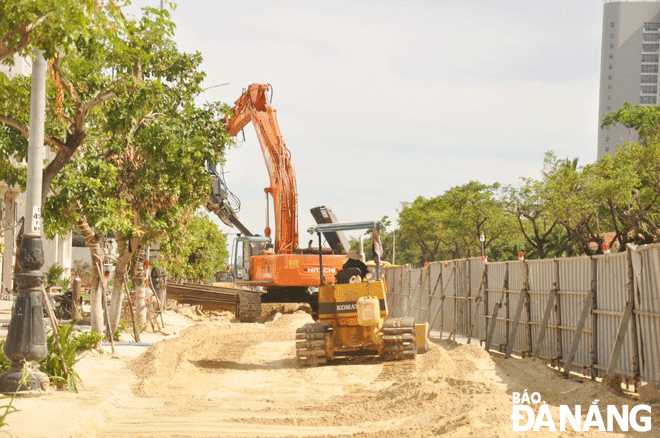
[296,221,424,366]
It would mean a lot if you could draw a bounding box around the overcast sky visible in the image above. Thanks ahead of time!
[131,1,605,245]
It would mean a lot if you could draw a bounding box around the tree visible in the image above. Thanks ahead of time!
[440,181,514,259]
[0,5,230,335]
[0,0,104,62]
[398,196,446,265]
[397,181,515,265]
[98,35,230,331]
[601,104,660,245]
[503,177,566,259]
[541,152,599,256]
[159,212,228,283]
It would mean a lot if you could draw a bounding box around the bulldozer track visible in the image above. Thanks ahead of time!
[382,317,417,361]
[295,322,332,367]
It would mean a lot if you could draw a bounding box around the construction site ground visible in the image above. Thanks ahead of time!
[2,302,659,438]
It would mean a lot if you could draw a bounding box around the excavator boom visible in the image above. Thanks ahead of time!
[227,84,298,254]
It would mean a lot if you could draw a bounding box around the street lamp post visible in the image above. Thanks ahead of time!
[0,49,49,393]
[480,233,486,262]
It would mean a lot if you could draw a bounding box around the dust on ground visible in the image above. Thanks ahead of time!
[4,303,659,438]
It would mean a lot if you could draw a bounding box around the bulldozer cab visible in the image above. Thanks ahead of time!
[307,221,384,285]
[231,235,272,280]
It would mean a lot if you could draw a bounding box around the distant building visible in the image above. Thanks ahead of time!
[598,1,660,158]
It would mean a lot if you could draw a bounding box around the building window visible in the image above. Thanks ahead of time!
[609,54,614,59]
[610,43,614,49]
[608,75,613,80]
[609,64,613,69]
[641,74,658,83]
[644,33,660,42]
[644,22,660,31]
[642,54,660,62]
[643,44,660,52]
[640,95,657,105]
[608,85,612,89]
[611,33,615,39]
[607,106,611,111]
[611,22,615,28]
[642,64,659,73]
[606,147,610,152]
[641,85,658,94]
[606,137,610,141]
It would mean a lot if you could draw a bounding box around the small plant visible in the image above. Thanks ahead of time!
[41,323,82,392]
[0,325,104,393]
[45,264,65,287]
[0,346,9,374]
[113,319,128,341]
[73,331,103,351]
[0,393,17,429]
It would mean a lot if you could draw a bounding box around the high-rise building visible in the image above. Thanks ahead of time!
[598,0,660,158]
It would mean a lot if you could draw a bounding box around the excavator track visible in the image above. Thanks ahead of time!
[235,291,262,323]
[295,322,333,367]
[382,317,417,361]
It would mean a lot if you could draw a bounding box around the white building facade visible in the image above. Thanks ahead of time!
[598,1,660,158]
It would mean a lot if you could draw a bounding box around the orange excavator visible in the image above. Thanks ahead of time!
[212,84,349,318]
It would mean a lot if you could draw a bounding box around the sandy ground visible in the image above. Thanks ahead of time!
[2,303,659,438]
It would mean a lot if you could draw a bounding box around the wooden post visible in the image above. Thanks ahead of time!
[562,289,595,378]
[451,262,457,341]
[485,265,508,352]
[72,276,81,323]
[591,257,598,380]
[505,284,527,358]
[555,259,563,363]
[525,264,533,356]
[533,287,557,358]
[483,262,489,346]
[427,265,446,332]
[467,268,487,343]
[505,264,511,350]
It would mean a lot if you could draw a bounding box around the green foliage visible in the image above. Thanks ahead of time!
[0,0,113,61]
[45,263,64,286]
[40,323,81,392]
[160,212,228,283]
[72,330,103,352]
[0,392,17,429]
[0,324,101,392]
[113,319,128,341]
[397,181,515,265]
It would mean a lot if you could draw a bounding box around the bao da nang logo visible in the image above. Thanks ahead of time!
[511,390,652,432]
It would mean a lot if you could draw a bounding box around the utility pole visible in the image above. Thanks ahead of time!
[0,49,49,393]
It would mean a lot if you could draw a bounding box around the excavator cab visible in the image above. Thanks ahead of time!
[230,235,272,280]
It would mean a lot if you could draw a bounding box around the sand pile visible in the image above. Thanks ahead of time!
[9,303,649,438]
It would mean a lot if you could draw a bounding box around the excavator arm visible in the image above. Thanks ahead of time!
[226,84,299,254]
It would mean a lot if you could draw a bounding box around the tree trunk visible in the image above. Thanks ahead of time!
[108,232,131,334]
[74,213,104,336]
[131,244,148,329]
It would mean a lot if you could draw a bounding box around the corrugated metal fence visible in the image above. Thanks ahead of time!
[383,243,660,385]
